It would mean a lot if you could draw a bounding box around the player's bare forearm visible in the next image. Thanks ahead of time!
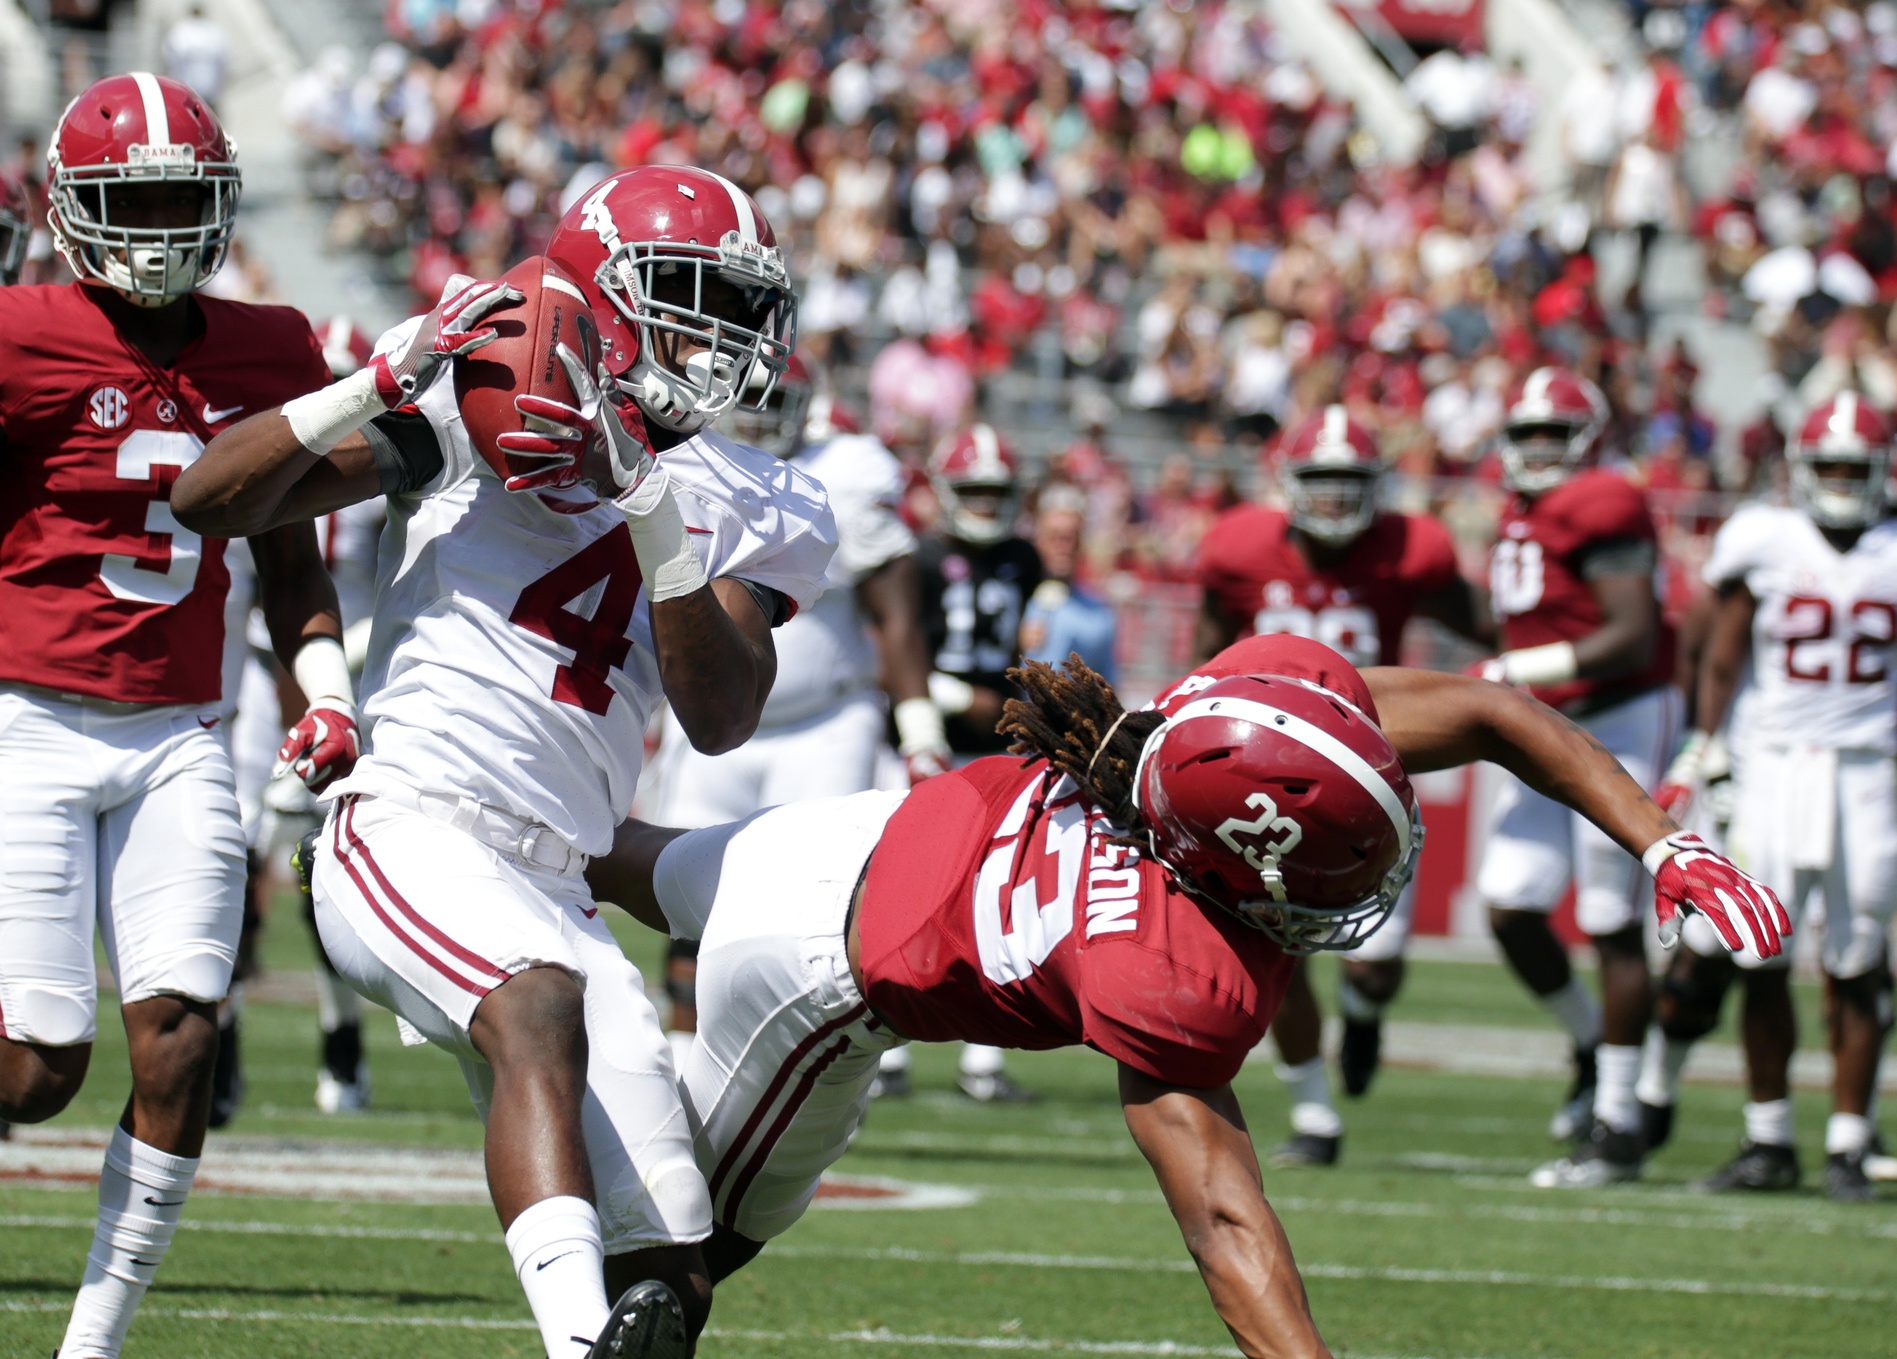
[1195,590,1242,664]
[1119,1068,1331,1359]
[653,578,777,754]
[859,555,932,703]
[1573,571,1658,678]
[173,411,381,536]
[1365,668,1676,858]
[586,819,689,933]
[251,520,344,664]
[1695,584,1754,736]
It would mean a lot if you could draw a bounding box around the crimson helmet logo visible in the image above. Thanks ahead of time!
[88,386,130,430]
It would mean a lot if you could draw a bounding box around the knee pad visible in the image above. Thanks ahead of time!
[1658,965,1732,1041]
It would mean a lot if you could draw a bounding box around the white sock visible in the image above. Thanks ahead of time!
[1827,1112,1874,1157]
[60,1125,198,1359]
[879,1045,911,1074]
[1277,1057,1343,1137]
[1744,1099,1795,1148]
[505,1195,609,1359]
[1594,1043,1642,1134]
[1634,1026,1693,1107]
[959,1043,1005,1078]
[1337,978,1382,1023]
[1540,978,1602,1050]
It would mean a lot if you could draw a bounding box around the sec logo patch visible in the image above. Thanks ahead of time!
[89,386,131,430]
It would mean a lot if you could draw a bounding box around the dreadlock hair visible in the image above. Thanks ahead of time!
[1000,654,1166,832]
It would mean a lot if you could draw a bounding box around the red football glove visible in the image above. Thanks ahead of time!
[275,702,361,794]
[1646,831,1791,965]
[1653,731,1709,819]
[369,274,523,406]
[904,747,953,784]
[496,342,595,493]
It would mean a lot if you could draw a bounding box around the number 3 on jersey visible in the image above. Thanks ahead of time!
[1490,538,1545,618]
[100,430,205,606]
[509,529,644,715]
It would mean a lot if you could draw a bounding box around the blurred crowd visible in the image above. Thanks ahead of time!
[260,0,1897,661]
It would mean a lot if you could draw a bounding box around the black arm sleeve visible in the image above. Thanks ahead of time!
[1574,537,1658,581]
[735,578,793,628]
[363,410,445,496]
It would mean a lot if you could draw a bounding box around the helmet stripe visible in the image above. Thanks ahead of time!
[1833,391,1859,443]
[705,169,757,244]
[1165,695,1413,861]
[1322,404,1347,445]
[325,316,350,349]
[130,71,171,148]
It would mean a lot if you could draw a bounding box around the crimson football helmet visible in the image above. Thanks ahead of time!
[315,315,373,379]
[721,352,814,457]
[929,424,1019,544]
[1132,673,1421,954]
[0,171,28,286]
[1280,405,1384,547]
[1791,391,1890,529]
[1499,367,1607,494]
[47,72,240,306]
[546,165,795,434]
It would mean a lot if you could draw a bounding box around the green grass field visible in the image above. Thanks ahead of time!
[3,912,1892,1359]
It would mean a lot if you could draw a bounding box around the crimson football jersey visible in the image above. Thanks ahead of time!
[1198,507,1460,667]
[857,755,1296,1087]
[1490,468,1676,712]
[0,284,329,704]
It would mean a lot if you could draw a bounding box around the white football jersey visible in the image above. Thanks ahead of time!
[322,498,388,629]
[1704,503,1897,755]
[331,321,838,856]
[760,433,916,726]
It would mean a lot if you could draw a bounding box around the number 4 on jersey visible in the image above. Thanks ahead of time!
[509,529,644,714]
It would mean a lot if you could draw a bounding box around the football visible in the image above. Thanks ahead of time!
[452,253,601,485]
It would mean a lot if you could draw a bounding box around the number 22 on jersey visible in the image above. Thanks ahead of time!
[508,528,645,715]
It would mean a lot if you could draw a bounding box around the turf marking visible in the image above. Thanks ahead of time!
[764,1245,1895,1303]
[0,1301,1528,1357]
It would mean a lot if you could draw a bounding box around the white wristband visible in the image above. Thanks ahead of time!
[929,671,977,715]
[292,635,355,708]
[281,368,388,456]
[1500,641,1579,689]
[618,470,709,604]
[1641,830,1697,877]
[893,696,948,755]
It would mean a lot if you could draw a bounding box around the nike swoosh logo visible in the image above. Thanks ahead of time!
[536,1250,584,1271]
[203,403,245,424]
[144,1196,186,1207]
[684,526,713,536]
[580,906,599,919]
[132,1257,159,1267]
[197,716,220,730]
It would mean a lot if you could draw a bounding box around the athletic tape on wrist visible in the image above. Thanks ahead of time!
[618,471,708,603]
[1500,640,1579,689]
[893,696,948,756]
[292,636,356,708]
[1642,831,1696,877]
[928,670,977,716]
[281,368,387,456]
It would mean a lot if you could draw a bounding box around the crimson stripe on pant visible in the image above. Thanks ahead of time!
[719,1031,856,1229]
[342,800,510,983]
[330,800,504,997]
[706,1003,866,1204]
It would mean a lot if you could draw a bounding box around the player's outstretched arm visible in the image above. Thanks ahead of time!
[861,555,952,779]
[1118,1066,1332,1359]
[1363,667,1790,960]
[585,820,689,934]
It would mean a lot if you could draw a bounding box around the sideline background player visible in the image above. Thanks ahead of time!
[1196,404,1482,1164]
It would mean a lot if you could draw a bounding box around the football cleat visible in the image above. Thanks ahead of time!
[591,1279,689,1359]
[1529,1121,1643,1188]
[1549,1045,1598,1142]
[316,1065,372,1115]
[1697,1141,1800,1192]
[958,1072,1038,1104]
[1639,1099,1674,1154]
[1270,1132,1341,1168]
[1824,1151,1877,1203]
[1339,1016,1383,1098]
